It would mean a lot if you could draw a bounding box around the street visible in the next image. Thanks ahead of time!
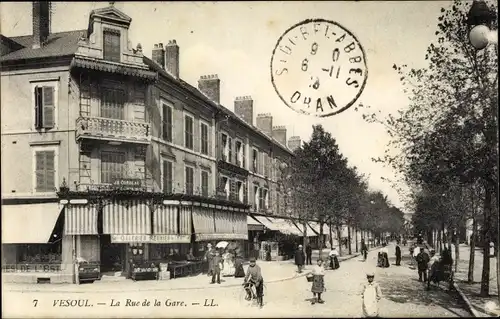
[2,243,471,318]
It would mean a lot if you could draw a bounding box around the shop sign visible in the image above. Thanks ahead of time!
[2,264,65,273]
[111,234,190,243]
[113,178,142,189]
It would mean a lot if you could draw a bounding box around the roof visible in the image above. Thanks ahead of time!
[0,30,85,62]
[143,57,293,156]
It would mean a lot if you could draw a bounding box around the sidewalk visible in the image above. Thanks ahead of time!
[2,248,370,293]
[452,244,499,317]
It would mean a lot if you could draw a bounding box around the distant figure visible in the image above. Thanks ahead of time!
[361,239,368,261]
[295,245,305,273]
[211,250,223,284]
[234,254,245,278]
[204,244,215,277]
[361,272,383,318]
[395,244,401,266]
[329,247,340,270]
[306,244,313,265]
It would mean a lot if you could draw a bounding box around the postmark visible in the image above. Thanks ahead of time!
[270,19,368,117]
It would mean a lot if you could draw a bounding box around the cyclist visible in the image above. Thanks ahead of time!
[243,257,264,308]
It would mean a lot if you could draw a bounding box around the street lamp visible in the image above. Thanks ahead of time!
[467,0,497,50]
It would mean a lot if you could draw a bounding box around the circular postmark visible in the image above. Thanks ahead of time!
[270,19,368,117]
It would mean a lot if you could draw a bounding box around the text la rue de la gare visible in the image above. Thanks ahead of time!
[50,298,218,308]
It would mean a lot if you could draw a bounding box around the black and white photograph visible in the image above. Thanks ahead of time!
[1,1,498,318]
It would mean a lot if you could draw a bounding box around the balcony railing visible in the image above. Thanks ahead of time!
[76,116,149,144]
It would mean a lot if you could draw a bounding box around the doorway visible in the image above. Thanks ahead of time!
[100,235,125,273]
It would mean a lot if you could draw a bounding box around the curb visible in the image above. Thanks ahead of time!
[453,282,481,317]
[4,248,378,294]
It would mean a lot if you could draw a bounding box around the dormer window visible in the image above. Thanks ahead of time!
[103,29,121,62]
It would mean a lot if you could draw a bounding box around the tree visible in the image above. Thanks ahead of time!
[362,0,498,297]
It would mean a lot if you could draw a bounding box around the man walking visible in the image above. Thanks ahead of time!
[211,250,223,284]
[305,244,313,265]
[295,245,305,273]
[395,243,402,266]
[416,247,429,282]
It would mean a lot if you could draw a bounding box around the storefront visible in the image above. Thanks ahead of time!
[2,202,73,284]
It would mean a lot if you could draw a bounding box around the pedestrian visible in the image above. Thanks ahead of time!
[204,243,215,277]
[395,243,401,266]
[234,253,245,278]
[361,239,368,261]
[243,257,264,308]
[329,247,340,270]
[305,244,312,265]
[309,258,326,304]
[416,247,429,282]
[295,245,305,273]
[361,272,382,318]
[211,250,223,284]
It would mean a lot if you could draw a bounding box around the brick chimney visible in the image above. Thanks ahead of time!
[288,136,302,151]
[198,74,220,103]
[272,126,287,146]
[234,96,253,125]
[165,40,179,78]
[256,114,273,136]
[152,43,165,68]
[32,1,51,49]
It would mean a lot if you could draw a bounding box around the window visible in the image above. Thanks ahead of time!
[184,114,194,150]
[201,170,209,197]
[103,29,121,62]
[254,186,259,211]
[34,86,55,129]
[162,102,173,142]
[259,188,265,211]
[252,149,258,173]
[228,137,233,163]
[101,88,124,119]
[34,150,56,192]
[101,151,126,184]
[185,165,194,195]
[264,153,270,177]
[237,181,244,203]
[263,189,269,209]
[221,133,228,161]
[16,243,62,264]
[200,122,209,155]
[219,176,229,198]
[235,141,243,167]
[162,160,173,193]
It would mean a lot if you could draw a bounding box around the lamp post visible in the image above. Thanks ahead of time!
[466,0,499,309]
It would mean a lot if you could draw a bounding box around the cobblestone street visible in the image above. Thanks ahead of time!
[2,243,471,318]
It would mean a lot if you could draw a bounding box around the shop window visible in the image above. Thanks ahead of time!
[16,243,62,264]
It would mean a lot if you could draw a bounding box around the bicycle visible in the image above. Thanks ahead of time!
[239,281,267,307]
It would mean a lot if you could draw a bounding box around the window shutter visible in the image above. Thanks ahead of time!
[42,87,55,128]
[162,105,168,140]
[242,144,246,168]
[243,182,248,204]
[162,161,169,193]
[34,87,42,129]
[35,152,46,192]
[230,180,236,200]
[228,137,232,163]
[45,151,55,192]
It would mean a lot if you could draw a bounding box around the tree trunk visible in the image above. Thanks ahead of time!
[468,217,477,283]
[319,222,324,259]
[336,226,342,256]
[355,228,359,253]
[329,222,333,249]
[347,225,352,255]
[303,222,308,257]
[480,184,492,297]
[454,227,460,274]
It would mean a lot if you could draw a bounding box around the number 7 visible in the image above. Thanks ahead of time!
[33,299,38,307]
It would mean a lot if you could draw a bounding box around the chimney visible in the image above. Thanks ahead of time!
[256,113,273,136]
[234,96,253,125]
[198,74,220,103]
[32,1,51,49]
[288,136,302,152]
[165,40,179,78]
[152,43,165,68]
[272,126,287,146]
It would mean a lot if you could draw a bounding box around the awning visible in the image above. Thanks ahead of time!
[247,215,265,231]
[64,205,98,235]
[232,212,248,240]
[298,222,318,237]
[103,200,151,235]
[179,204,192,235]
[154,205,177,235]
[308,222,321,234]
[253,216,280,231]
[213,208,245,240]
[270,218,303,236]
[192,206,216,242]
[2,203,62,244]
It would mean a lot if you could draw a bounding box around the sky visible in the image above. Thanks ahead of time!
[0,1,455,211]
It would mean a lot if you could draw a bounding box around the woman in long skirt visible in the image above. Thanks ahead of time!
[234,254,245,278]
[329,248,340,270]
[310,259,325,304]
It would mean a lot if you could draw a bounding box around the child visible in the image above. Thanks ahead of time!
[244,257,264,308]
[310,259,326,304]
[361,272,382,318]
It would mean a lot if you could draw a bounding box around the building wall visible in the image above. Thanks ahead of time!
[1,67,79,197]
[148,79,217,194]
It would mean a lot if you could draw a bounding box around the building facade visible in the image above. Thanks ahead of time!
[1,3,303,284]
